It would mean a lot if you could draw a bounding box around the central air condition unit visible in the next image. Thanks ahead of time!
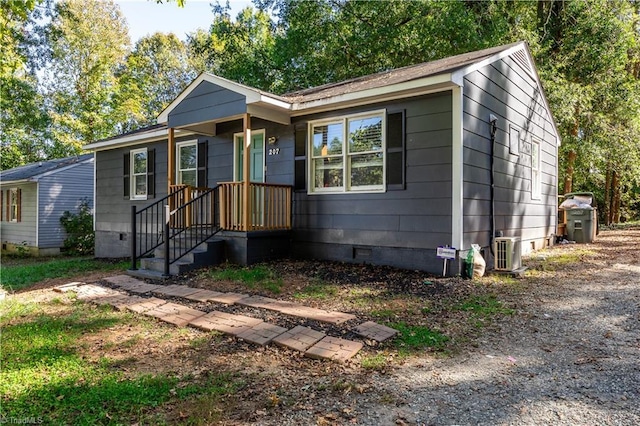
[494,237,522,271]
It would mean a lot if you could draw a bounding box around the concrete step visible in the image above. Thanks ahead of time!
[136,237,225,277]
[153,238,224,261]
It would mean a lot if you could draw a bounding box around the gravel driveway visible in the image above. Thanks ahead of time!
[353,228,640,425]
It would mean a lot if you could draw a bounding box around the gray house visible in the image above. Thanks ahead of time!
[85,41,560,276]
[0,154,94,255]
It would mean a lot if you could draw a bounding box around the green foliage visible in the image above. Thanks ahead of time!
[13,241,31,257]
[0,1,51,170]
[188,5,279,91]
[59,199,94,255]
[0,257,128,292]
[45,0,130,148]
[117,33,196,132]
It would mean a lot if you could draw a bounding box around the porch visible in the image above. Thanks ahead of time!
[129,180,292,277]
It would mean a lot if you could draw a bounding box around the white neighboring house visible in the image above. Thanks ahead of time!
[0,154,94,255]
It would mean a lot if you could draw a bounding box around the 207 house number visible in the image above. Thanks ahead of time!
[268,148,280,156]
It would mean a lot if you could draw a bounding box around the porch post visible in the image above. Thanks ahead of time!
[167,127,175,191]
[242,113,252,231]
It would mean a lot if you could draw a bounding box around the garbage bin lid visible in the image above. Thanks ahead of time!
[564,192,596,207]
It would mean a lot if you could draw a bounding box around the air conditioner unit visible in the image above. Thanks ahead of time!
[494,237,522,271]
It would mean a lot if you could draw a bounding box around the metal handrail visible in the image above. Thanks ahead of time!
[163,185,221,275]
[130,187,184,270]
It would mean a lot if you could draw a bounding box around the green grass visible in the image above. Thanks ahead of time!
[454,294,515,328]
[293,280,339,300]
[205,264,283,294]
[387,321,449,354]
[361,353,388,370]
[0,299,240,425]
[530,248,597,272]
[456,294,515,316]
[0,257,128,292]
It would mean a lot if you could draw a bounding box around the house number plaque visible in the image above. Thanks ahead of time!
[268,148,280,156]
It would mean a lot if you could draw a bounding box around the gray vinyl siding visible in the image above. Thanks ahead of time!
[94,140,169,257]
[168,81,247,128]
[462,53,558,249]
[37,160,94,248]
[207,118,294,187]
[0,182,37,247]
[293,91,454,252]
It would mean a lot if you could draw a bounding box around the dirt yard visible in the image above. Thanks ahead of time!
[4,227,639,425]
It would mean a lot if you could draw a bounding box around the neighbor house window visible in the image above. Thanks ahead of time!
[7,188,21,222]
[309,111,385,193]
[177,141,197,187]
[531,138,541,200]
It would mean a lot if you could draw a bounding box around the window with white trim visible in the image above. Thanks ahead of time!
[309,111,385,193]
[131,148,148,199]
[531,138,541,200]
[9,188,21,222]
[177,141,197,187]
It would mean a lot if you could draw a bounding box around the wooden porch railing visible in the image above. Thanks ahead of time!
[219,182,292,231]
[169,184,214,228]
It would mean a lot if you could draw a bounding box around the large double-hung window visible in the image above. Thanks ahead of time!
[310,111,385,193]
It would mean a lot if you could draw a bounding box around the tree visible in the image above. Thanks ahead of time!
[117,33,196,131]
[0,0,51,170]
[534,0,640,222]
[258,0,517,92]
[44,0,130,153]
[188,5,279,91]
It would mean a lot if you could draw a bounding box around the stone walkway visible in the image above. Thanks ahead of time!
[54,275,398,363]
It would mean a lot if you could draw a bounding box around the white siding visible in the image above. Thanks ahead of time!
[0,183,38,247]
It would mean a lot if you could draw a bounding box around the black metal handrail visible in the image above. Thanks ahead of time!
[130,188,183,270]
[163,185,221,275]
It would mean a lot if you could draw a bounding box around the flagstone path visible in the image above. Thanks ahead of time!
[54,275,398,363]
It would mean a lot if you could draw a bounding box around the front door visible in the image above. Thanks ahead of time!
[234,130,265,226]
[234,130,265,182]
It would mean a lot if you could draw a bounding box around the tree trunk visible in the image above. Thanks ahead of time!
[563,149,577,195]
[537,0,545,34]
[603,167,612,226]
[613,176,622,224]
[610,170,619,224]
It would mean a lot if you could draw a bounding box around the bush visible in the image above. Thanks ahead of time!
[60,199,94,255]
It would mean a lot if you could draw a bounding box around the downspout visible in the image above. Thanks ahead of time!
[489,114,498,256]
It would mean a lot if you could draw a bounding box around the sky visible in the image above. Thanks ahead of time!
[115,0,253,43]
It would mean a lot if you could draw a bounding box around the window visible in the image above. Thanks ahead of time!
[123,148,155,200]
[131,148,148,198]
[177,141,197,187]
[4,188,21,222]
[531,138,541,200]
[509,125,520,156]
[309,111,385,193]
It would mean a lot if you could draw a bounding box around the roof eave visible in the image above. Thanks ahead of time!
[290,73,458,115]
[84,128,189,151]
